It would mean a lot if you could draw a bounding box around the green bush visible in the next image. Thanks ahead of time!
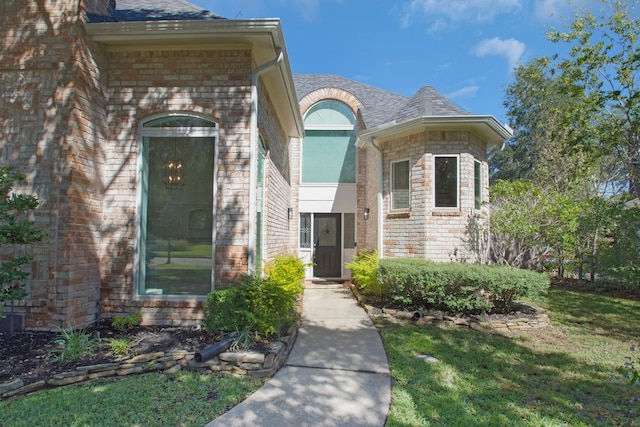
[203,254,305,338]
[346,249,384,297]
[111,311,142,331]
[378,258,549,314]
[202,285,254,334]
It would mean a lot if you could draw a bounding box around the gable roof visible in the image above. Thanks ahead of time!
[86,0,224,23]
[293,74,409,128]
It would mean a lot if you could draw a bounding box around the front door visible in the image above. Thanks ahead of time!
[313,213,341,277]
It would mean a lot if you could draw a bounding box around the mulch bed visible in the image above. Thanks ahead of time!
[0,324,220,386]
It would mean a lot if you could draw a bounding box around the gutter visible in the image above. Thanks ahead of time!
[368,137,384,258]
[248,49,284,274]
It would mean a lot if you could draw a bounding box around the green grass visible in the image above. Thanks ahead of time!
[381,287,640,426]
[0,371,263,427]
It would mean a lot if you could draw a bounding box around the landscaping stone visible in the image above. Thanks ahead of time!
[0,379,23,394]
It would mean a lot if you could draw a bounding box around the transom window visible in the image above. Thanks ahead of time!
[434,155,459,209]
[391,159,410,210]
[138,115,218,296]
[302,100,356,184]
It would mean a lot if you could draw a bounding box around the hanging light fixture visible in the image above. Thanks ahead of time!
[164,139,185,188]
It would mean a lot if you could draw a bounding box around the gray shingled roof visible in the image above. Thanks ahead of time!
[293,74,409,128]
[86,0,224,23]
[391,85,470,123]
[293,74,469,129]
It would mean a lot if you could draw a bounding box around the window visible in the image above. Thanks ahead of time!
[434,156,458,208]
[299,213,311,248]
[343,213,355,249]
[391,160,410,210]
[474,160,482,210]
[302,100,356,184]
[138,115,218,296]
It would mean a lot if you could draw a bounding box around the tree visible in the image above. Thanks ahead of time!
[547,0,640,196]
[0,165,46,319]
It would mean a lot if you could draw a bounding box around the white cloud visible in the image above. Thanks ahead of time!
[400,0,523,30]
[473,37,525,71]
[533,0,596,22]
[447,86,479,99]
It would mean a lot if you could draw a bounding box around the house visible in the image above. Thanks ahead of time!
[0,0,511,329]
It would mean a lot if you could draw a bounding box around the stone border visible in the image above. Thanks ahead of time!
[0,326,297,400]
[362,304,551,333]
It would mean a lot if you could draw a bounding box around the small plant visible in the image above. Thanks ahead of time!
[346,249,383,297]
[230,326,256,352]
[105,337,134,356]
[51,327,97,365]
[111,310,142,331]
[613,344,640,403]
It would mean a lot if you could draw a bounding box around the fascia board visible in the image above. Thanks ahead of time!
[357,116,512,148]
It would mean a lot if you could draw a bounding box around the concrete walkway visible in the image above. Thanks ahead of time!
[206,284,391,427]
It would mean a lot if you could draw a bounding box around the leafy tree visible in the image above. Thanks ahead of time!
[547,0,640,196]
[0,165,46,316]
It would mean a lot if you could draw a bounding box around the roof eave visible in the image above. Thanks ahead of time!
[356,115,512,148]
[85,19,304,138]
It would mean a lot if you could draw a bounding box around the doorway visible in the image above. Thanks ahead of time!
[313,213,342,277]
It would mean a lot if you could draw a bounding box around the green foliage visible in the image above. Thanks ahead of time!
[111,310,142,331]
[345,249,383,297]
[202,285,254,334]
[377,258,549,314]
[0,165,46,314]
[51,327,97,365]
[105,337,133,356]
[203,254,305,338]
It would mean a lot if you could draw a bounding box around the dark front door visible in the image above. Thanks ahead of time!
[313,213,341,277]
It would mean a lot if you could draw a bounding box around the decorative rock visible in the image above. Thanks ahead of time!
[165,364,182,374]
[3,380,45,398]
[0,379,24,394]
[239,363,262,370]
[48,374,87,386]
[80,363,121,373]
[268,341,284,355]
[130,352,165,363]
[89,370,117,380]
[118,366,144,376]
[263,353,275,369]
[218,351,265,365]
[187,359,219,369]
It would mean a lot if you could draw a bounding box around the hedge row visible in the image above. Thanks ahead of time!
[350,254,549,314]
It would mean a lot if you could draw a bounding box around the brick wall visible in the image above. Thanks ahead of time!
[0,0,108,328]
[379,130,489,262]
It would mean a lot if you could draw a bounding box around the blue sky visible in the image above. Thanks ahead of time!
[191,0,597,125]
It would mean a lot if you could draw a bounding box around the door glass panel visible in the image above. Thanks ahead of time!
[317,217,337,246]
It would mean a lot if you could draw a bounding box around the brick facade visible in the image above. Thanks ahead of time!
[1,1,296,328]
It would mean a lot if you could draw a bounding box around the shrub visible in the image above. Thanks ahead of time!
[378,258,549,314]
[105,337,134,356]
[203,254,305,338]
[202,284,254,334]
[346,249,384,297]
[111,310,142,331]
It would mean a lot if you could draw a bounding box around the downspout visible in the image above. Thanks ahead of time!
[368,137,384,258]
[248,50,284,274]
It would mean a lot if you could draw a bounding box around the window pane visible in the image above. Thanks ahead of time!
[302,130,356,183]
[140,137,214,295]
[300,213,311,248]
[392,160,410,210]
[143,116,217,128]
[343,213,355,249]
[435,157,458,208]
[474,161,482,210]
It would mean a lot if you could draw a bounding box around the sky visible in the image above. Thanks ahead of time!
[190,0,599,125]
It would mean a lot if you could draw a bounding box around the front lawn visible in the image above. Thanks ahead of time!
[381,287,640,426]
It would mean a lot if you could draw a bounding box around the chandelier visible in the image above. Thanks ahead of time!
[164,140,185,188]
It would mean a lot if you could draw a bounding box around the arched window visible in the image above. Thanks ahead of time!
[302,100,356,184]
[138,115,218,296]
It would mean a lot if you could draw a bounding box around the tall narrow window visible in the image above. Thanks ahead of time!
[139,116,218,296]
[474,160,482,210]
[391,160,410,210]
[299,213,311,248]
[434,156,459,208]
